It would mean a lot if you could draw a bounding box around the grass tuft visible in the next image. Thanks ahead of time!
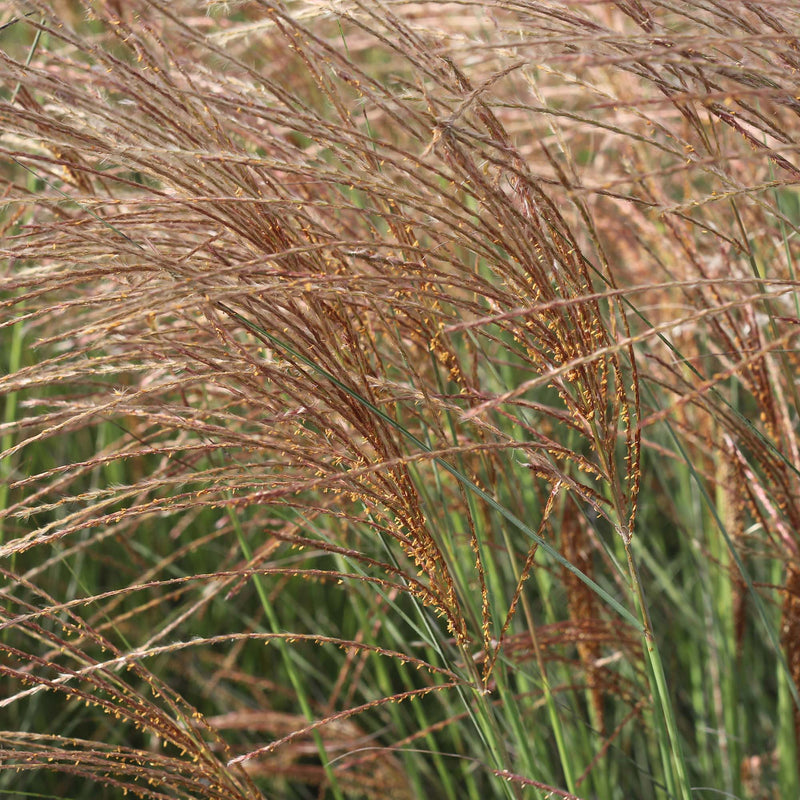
[2,2,800,797]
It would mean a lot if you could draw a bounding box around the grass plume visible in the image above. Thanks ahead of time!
[1,1,800,797]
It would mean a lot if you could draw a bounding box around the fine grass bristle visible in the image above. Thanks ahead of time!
[1,2,799,798]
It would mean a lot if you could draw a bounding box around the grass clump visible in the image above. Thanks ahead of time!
[1,1,800,798]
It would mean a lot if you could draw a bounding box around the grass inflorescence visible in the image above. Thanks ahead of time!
[1,1,800,798]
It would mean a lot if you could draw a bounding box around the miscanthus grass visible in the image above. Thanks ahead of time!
[1,1,799,798]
